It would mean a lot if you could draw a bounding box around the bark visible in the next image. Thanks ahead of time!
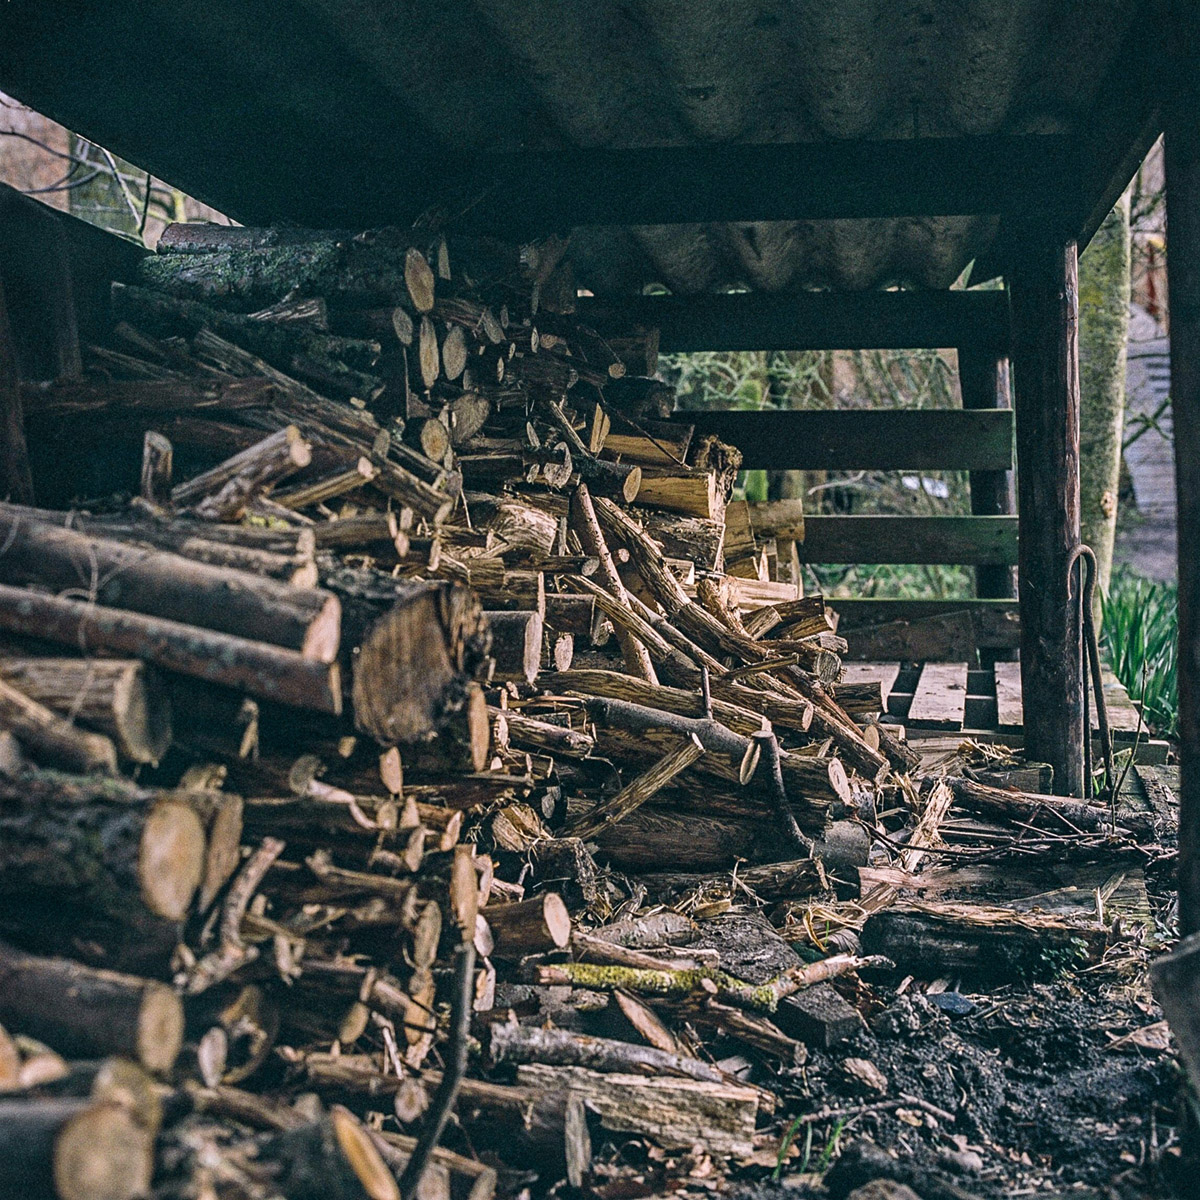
[0,941,184,1073]
[0,657,172,766]
[1079,190,1132,603]
[482,894,571,959]
[0,676,119,775]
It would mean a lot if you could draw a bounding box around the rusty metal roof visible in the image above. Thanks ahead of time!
[0,1,1158,295]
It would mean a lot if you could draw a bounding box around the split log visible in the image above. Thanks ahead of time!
[331,572,490,751]
[487,1022,725,1084]
[568,484,657,682]
[485,610,542,685]
[482,894,570,960]
[0,512,341,662]
[0,676,118,775]
[140,431,172,504]
[0,658,171,765]
[643,512,724,571]
[567,736,704,841]
[515,1063,758,1157]
[0,585,342,715]
[0,941,184,1073]
[0,1098,153,1200]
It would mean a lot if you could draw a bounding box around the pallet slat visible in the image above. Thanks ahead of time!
[798,516,1018,566]
[674,410,1013,472]
[907,662,969,729]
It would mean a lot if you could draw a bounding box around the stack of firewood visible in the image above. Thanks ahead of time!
[0,224,921,1199]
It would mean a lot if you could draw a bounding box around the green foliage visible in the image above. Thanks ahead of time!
[1101,565,1178,737]
[664,343,974,599]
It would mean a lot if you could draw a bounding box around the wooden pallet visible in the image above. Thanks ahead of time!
[842,660,1169,767]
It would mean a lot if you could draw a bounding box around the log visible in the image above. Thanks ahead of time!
[482,894,571,960]
[0,511,341,663]
[257,1105,400,1200]
[637,857,828,902]
[0,585,343,715]
[140,431,172,505]
[0,658,171,765]
[0,676,118,775]
[643,512,725,571]
[944,775,1113,833]
[516,1063,758,1158]
[492,708,595,758]
[543,593,596,638]
[333,573,490,751]
[485,610,543,685]
[567,736,705,841]
[0,941,184,1073]
[568,484,657,682]
[0,769,205,969]
[185,426,313,520]
[487,1022,724,1084]
[860,900,1105,984]
[0,1098,153,1200]
[633,468,719,519]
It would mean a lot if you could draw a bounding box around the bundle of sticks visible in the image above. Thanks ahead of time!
[0,224,925,1198]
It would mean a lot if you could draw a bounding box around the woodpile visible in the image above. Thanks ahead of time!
[1,223,1157,1199]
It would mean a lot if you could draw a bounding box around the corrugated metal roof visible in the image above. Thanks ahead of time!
[0,1,1151,295]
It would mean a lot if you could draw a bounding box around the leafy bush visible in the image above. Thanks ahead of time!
[1101,566,1178,737]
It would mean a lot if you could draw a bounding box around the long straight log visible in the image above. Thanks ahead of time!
[944,775,1112,833]
[0,658,171,765]
[0,1098,153,1200]
[0,941,184,1073]
[569,484,657,682]
[0,585,342,715]
[0,511,340,662]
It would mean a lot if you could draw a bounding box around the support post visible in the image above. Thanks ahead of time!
[1010,241,1084,796]
[0,275,33,504]
[1166,2,1200,936]
[958,342,1016,600]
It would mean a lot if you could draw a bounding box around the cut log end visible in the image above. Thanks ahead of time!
[300,594,344,664]
[138,981,186,1075]
[138,800,206,920]
[54,1103,154,1200]
[330,1105,401,1200]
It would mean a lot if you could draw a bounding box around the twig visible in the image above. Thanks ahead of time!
[399,941,476,1200]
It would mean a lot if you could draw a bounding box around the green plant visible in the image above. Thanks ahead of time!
[771,1115,847,1181]
[1101,565,1178,738]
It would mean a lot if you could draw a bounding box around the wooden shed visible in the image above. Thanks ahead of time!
[0,2,1194,924]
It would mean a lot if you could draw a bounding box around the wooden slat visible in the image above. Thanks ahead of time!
[580,290,1010,354]
[1100,668,1143,734]
[831,599,1020,653]
[675,410,1013,472]
[839,663,902,708]
[798,516,1018,565]
[907,663,969,729]
[994,661,1024,731]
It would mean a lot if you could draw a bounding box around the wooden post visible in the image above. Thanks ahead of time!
[1009,240,1084,796]
[0,275,33,503]
[1166,2,1200,935]
[958,343,1016,600]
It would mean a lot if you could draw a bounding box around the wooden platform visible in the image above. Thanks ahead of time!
[842,660,1170,771]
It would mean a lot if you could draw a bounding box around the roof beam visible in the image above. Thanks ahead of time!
[452,136,1075,233]
[577,289,1010,354]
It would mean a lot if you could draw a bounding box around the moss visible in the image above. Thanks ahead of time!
[1078,191,1132,600]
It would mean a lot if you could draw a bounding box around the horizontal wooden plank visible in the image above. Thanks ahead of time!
[449,135,1076,231]
[674,409,1013,471]
[994,661,1024,730]
[798,516,1018,565]
[908,662,969,729]
[831,599,1020,656]
[580,290,1010,354]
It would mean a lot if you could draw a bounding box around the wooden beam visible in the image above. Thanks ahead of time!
[673,409,1013,472]
[830,599,1020,651]
[579,290,1011,355]
[454,136,1075,232]
[1010,239,1084,797]
[1166,0,1200,935]
[0,274,32,503]
[958,344,1017,599]
[796,516,1018,566]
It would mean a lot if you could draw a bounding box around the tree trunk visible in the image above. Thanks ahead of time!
[1079,190,1132,605]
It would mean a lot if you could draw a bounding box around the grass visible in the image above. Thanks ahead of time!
[1101,565,1178,738]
